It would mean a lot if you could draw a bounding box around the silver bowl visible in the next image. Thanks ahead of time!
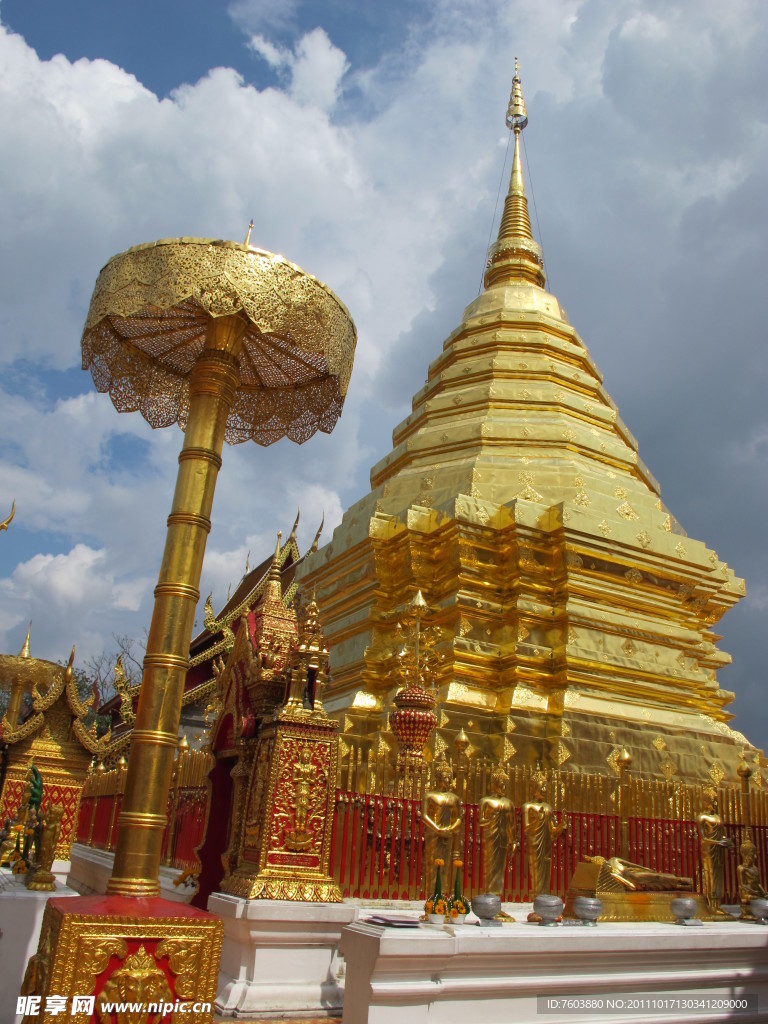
[471,893,502,927]
[670,897,700,926]
[533,894,563,926]
[572,896,602,926]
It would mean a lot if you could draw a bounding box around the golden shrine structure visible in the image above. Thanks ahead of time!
[297,63,757,793]
[0,630,111,860]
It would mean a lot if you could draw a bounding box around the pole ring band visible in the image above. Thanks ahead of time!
[178,447,223,469]
[153,581,200,602]
[131,728,182,748]
[143,652,190,672]
[117,811,168,828]
[167,511,212,532]
[107,880,161,897]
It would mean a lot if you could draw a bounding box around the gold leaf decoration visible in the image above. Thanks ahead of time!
[573,475,591,507]
[637,530,651,549]
[617,501,639,521]
[708,761,725,787]
[517,471,543,502]
[555,739,571,766]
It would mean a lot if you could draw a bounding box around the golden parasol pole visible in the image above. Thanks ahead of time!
[79,236,356,898]
[108,315,246,895]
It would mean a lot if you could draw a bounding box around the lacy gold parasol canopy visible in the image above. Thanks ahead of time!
[79,234,357,897]
[81,237,357,445]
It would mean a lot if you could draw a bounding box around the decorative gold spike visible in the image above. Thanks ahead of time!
[309,512,325,554]
[19,623,31,659]
[244,219,254,246]
[0,499,14,531]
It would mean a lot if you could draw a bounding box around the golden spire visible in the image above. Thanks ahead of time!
[19,623,31,659]
[265,531,283,602]
[484,59,546,289]
[244,219,254,246]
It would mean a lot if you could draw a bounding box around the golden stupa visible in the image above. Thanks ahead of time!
[297,64,755,787]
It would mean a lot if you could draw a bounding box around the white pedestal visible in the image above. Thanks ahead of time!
[66,843,192,903]
[0,869,79,1009]
[341,918,768,1024]
[210,893,358,1017]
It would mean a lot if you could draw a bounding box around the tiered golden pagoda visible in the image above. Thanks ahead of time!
[298,63,756,786]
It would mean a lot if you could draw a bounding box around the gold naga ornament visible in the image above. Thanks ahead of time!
[20,228,356,1014]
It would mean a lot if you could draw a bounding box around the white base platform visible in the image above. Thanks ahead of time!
[211,893,358,1018]
[0,869,79,1009]
[341,917,768,1024]
[66,843,193,903]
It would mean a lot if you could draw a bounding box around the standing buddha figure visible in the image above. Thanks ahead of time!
[697,794,733,915]
[479,764,517,895]
[523,769,566,901]
[422,758,463,887]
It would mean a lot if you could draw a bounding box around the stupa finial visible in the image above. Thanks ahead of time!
[19,623,31,659]
[484,60,545,289]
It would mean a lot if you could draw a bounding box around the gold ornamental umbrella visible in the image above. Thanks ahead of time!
[81,236,356,896]
[0,628,60,731]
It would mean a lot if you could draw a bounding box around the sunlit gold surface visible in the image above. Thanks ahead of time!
[82,238,356,445]
[297,66,755,786]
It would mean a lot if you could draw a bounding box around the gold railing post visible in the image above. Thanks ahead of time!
[618,748,632,860]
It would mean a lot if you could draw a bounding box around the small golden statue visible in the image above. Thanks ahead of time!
[422,759,463,886]
[479,765,517,895]
[284,746,317,851]
[738,836,767,918]
[523,770,566,901]
[697,795,733,915]
[589,856,693,892]
[26,805,64,892]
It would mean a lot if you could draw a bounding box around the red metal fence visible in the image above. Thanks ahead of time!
[75,749,211,873]
[329,789,766,904]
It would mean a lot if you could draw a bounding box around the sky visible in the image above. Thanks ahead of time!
[0,1,766,746]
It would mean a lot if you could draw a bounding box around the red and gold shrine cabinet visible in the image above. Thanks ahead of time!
[219,702,341,902]
[20,895,222,1024]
